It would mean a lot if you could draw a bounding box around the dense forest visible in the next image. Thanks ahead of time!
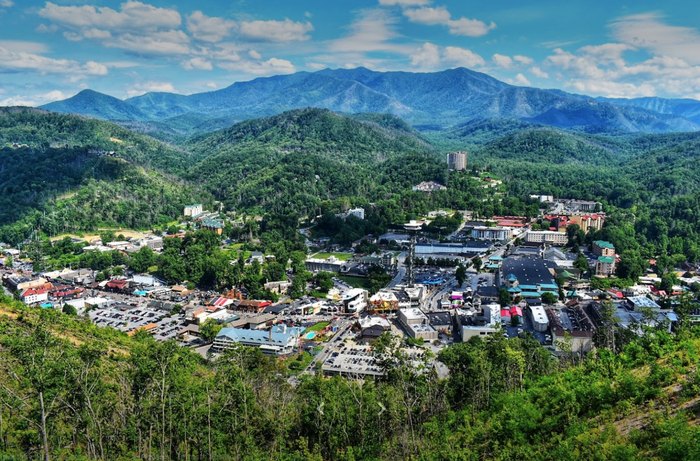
[1,296,699,460]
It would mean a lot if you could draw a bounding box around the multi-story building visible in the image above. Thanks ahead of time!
[596,256,616,276]
[447,151,467,171]
[471,226,513,241]
[398,308,438,341]
[524,230,568,245]
[593,240,615,257]
[213,325,303,356]
[183,204,203,217]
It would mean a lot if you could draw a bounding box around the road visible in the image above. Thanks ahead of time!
[388,251,407,288]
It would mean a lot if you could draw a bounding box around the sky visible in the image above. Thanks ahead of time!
[2,0,700,106]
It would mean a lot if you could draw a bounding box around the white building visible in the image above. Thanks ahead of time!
[346,208,365,220]
[184,204,203,217]
[20,288,49,304]
[525,230,568,245]
[528,305,549,332]
[447,151,467,171]
[213,325,303,356]
[342,288,368,313]
[471,226,513,241]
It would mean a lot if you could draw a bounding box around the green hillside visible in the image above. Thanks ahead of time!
[1,296,698,460]
[0,109,204,244]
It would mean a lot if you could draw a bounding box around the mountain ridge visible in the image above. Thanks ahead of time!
[39,67,700,136]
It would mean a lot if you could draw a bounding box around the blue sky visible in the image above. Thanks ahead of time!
[2,0,700,105]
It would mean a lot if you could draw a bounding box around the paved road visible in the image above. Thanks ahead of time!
[388,251,407,288]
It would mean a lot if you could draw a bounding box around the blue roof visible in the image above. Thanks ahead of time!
[519,284,539,291]
[489,255,503,261]
[507,274,518,281]
[520,291,542,298]
[507,287,521,293]
[539,283,559,290]
[217,325,304,346]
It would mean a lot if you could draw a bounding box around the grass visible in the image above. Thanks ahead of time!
[337,275,373,290]
[307,321,330,333]
[310,252,353,261]
[282,351,314,375]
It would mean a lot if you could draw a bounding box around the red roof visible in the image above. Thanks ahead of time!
[21,288,49,297]
[500,308,511,318]
[510,306,523,316]
[106,279,128,289]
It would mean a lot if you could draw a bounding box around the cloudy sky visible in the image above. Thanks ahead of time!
[2,0,700,106]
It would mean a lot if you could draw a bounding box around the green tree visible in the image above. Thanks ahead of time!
[199,319,223,343]
[541,291,558,305]
[455,263,466,287]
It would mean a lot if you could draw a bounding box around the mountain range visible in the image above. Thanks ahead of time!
[41,67,700,137]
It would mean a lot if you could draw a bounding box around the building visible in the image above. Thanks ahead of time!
[201,217,224,235]
[525,230,568,246]
[596,256,616,276]
[369,290,399,313]
[546,306,595,353]
[356,316,392,339]
[447,151,467,171]
[455,304,501,341]
[184,204,203,217]
[426,311,452,335]
[415,241,493,255]
[527,304,549,332]
[305,256,348,273]
[412,181,447,192]
[346,207,365,220]
[398,308,438,341]
[471,226,513,241]
[264,280,292,295]
[342,288,369,313]
[20,287,49,304]
[593,240,615,257]
[213,325,303,356]
[499,255,559,300]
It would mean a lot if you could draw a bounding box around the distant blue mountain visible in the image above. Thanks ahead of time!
[40,68,700,134]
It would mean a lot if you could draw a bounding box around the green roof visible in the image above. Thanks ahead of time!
[598,256,615,264]
[594,240,614,249]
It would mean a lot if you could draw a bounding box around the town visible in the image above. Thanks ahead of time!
[3,157,697,381]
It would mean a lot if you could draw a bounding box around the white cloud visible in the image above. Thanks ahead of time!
[513,55,533,65]
[39,1,189,56]
[611,13,700,65]
[492,53,513,68]
[403,6,450,25]
[182,57,213,71]
[329,9,410,54]
[410,42,440,67]
[39,1,181,32]
[403,4,495,37]
[126,81,177,98]
[0,0,13,8]
[411,42,485,69]
[0,44,108,76]
[219,57,295,76]
[187,11,236,43]
[530,66,549,78]
[378,0,430,5]
[0,40,48,54]
[447,17,496,37]
[511,73,531,86]
[444,46,485,67]
[569,80,655,98]
[248,50,261,59]
[0,90,66,107]
[239,19,313,42]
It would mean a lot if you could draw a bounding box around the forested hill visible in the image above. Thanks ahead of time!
[1,296,699,460]
[185,108,445,217]
[0,109,203,243]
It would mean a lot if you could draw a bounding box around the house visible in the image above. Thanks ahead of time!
[412,181,447,192]
[236,299,272,313]
[264,280,292,295]
[105,279,130,292]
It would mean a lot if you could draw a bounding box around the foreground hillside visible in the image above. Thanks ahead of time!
[0,109,203,244]
[0,296,698,460]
